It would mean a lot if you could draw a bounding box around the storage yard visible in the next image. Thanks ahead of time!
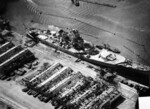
[0,0,150,109]
[0,39,139,109]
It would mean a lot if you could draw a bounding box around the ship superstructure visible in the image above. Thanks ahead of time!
[26,26,150,75]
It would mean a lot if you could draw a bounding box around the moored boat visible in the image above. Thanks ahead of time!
[26,25,150,76]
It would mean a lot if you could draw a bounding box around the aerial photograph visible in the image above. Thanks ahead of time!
[0,0,150,109]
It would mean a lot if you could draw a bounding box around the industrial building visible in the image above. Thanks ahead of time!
[0,42,35,76]
[0,44,23,64]
[22,62,122,109]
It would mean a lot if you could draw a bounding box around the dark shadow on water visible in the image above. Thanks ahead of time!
[7,0,20,2]
[116,69,149,86]
[0,0,7,14]
[0,0,20,14]
[126,0,141,4]
[111,96,125,109]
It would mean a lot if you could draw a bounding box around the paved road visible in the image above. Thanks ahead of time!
[0,81,54,109]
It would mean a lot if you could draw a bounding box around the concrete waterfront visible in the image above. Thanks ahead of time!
[0,0,150,109]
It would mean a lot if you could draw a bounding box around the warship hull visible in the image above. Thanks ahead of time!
[27,32,150,86]
[38,37,150,75]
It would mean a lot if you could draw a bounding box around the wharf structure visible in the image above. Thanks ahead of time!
[23,0,150,88]
[26,27,150,88]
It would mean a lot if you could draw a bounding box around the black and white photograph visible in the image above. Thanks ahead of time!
[0,0,150,109]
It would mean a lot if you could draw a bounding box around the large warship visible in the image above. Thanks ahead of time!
[26,25,150,75]
[1,0,150,108]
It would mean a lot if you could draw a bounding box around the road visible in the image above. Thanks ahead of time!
[0,81,54,109]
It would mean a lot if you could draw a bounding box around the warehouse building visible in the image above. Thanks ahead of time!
[0,42,14,55]
[0,47,35,75]
[0,44,23,64]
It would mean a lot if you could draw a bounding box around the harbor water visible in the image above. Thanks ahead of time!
[3,0,150,66]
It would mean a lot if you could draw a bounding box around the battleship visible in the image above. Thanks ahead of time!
[0,14,149,109]
[0,17,128,109]
[1,0,150,108]
[26,25,150,76]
